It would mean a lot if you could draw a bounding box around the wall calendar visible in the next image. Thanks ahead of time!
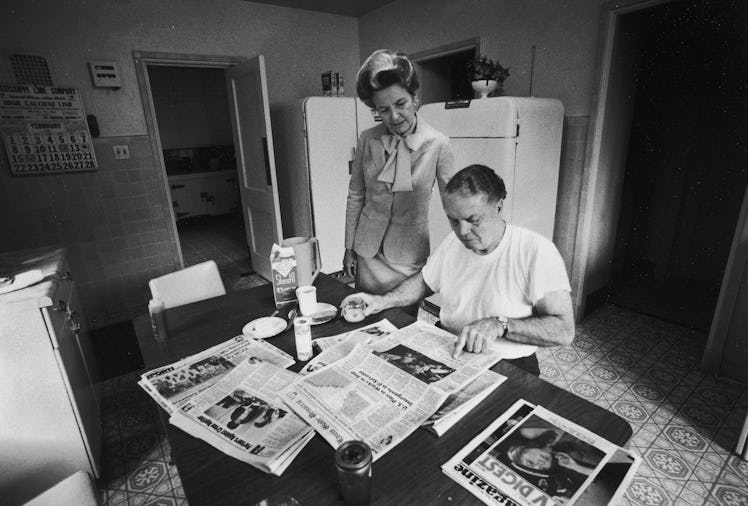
[0,84,98,175]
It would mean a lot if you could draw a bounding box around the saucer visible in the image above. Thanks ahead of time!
[308,302,337,325]
[242,316,287,339]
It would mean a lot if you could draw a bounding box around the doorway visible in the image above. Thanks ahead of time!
[147,65,252,289]
[410,38,480,104]
[605,0,747,331]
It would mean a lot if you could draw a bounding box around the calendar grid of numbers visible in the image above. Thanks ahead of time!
[1,84,98,175]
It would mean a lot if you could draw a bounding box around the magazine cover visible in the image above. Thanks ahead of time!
[443,401,639,506]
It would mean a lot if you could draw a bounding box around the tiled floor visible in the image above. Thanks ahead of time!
[97,301,748,506]
[177,213,253,290]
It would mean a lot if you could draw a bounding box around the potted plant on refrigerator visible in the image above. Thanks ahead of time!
[467,55,510,99]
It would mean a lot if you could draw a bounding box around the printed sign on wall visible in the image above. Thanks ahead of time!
[0,84,98,175]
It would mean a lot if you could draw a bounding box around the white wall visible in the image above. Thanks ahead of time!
[0,0,360,324]
[0,0,360,135]
[359,0,606,116]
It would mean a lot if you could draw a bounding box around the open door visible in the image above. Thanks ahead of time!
[226,55,282,280]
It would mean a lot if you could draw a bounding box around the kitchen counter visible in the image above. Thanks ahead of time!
[0,246,68,316]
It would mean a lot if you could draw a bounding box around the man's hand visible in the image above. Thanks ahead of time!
[453,317,504,358]
[343,249,357,278]
[340,292,385,317]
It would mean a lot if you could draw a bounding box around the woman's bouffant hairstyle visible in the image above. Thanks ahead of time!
[356,49,419,108]
[445,164,508,203]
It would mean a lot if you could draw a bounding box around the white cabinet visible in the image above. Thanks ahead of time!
[0,248,101,506]
[169,170,240,220]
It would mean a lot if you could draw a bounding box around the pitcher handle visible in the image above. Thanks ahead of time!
[310,237,322,282]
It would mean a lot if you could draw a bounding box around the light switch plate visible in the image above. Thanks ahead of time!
[113,145,130,159]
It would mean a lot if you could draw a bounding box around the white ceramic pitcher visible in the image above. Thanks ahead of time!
[280,236,321,286]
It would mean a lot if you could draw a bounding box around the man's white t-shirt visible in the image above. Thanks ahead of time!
[421,224,571,339]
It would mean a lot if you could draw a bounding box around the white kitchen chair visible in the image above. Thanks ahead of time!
[149,260,226,309]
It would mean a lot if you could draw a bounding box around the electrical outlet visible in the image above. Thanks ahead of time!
[113,145,130,159]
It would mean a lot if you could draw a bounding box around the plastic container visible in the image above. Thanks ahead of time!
[293,316,313,361]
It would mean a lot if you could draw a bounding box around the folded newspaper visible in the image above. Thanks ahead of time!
[138,334,295,414]
[442,399,641,506]
[281,320,503,460]
[137,335,312,475]
[423,369,507,436]
[170,357,315,476]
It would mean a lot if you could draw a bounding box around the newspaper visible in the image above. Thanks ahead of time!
[313,319,398,351]
[423,369,507,436]
[281,320,501,461]
[443,400,640,506]
[138,335,295,414]
[301,319,399,375]
[170,357,315,476]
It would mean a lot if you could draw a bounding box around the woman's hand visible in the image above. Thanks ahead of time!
[555,452,594,475]
[343,249,357,278]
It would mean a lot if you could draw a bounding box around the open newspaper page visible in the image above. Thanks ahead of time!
[301,319,398,375]
[443,400,636,506]
[423,369,507,437]
[138,335,295,414]
[370,320,501,394]
[169,357,314,476]
[313,319,398,352]
[282,321,501,461]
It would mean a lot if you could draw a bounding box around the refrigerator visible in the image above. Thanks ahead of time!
[273,96,563,306]
[274,97,378,274]
[418,97,564,308]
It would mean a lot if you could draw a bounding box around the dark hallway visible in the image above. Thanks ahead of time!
[609,0,748,331]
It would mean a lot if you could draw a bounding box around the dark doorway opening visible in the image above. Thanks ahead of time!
[609,0,748,331]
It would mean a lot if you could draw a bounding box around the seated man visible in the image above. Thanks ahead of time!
[341,164,574,375]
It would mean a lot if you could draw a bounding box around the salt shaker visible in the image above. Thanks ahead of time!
[148,298,169,341]
[335,440,372,506]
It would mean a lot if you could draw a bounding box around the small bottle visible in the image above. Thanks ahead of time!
[338,75,344,96]
[335,440,372,506]
[293,316,313,361]
[148,298,169,342]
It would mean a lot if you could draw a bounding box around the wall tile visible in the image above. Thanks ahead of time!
[0,135,180,326]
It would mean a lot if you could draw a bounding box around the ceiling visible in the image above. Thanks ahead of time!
[246,0,395,17]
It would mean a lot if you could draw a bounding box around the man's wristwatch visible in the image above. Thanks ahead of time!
[493,315,509,338]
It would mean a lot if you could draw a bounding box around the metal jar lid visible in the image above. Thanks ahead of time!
[335,440,372,471]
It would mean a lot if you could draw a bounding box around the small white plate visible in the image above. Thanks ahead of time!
[308,302,337,325]
[242,316,287,339]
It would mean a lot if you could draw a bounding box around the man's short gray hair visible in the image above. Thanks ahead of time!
[445,164,507,203]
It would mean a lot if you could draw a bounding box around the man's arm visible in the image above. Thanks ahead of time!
[340,272,433,315]
[454,290,574,357]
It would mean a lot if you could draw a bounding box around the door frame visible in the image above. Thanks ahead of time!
[133,50,246,268]
[570,0,671,318]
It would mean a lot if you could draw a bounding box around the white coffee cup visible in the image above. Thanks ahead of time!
[296,285,317,316]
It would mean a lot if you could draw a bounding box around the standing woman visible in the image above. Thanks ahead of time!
[344,49,455,313]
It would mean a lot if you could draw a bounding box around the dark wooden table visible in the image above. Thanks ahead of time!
[134,273,632,505]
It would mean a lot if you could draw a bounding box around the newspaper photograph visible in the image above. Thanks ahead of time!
[423,369,507,437]
[170,356,315,476]
[443,401,631,506]
[138,335,295,414]
[282,321,502,461]
[368,321,502,394]
[301,319,398,375]
[313,319,398,352]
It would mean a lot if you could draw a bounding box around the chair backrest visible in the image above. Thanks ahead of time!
[149,260,226,309]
